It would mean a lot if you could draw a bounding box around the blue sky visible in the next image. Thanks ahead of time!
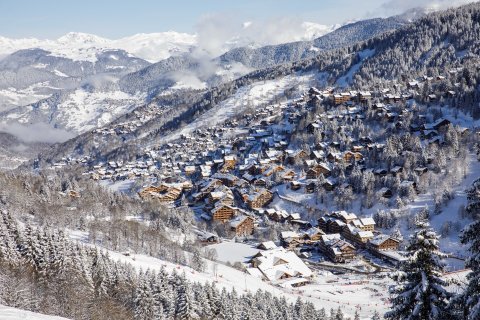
[0,0,474,39]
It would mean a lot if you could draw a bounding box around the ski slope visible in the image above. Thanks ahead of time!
[0,305,70,320]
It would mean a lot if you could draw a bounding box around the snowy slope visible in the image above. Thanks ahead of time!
[161,71,322,142]
[0,305,70,320]
[2,88,145,134]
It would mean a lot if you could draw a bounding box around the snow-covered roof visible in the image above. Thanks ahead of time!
[258,241,277,250]
[360,217,376,226]
[281,231,300,239]
[253,248,312,282]
[230,216,251,228]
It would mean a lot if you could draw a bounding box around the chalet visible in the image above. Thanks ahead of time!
[253,178,267,187]
[258,241,277,250]
[230,216,254,236]
[358,91,372,102]
[344,151,363,162]
[378,187,393,198]
[245,188,273,209]
[333,92,351,105]
[286,150,308,165]
[318,216,346,234]
[286,213,301,222]
[343,225,374,247]
[303,227,325,242]
[138,184,183,203]
[323,178,337,191]
[306,163,331,179]
[310,150,325,161]
[327,152,342,163]
[208,188,234,206]
[269,209,289,222]
[332,211,358,224]
[306,168,320,180]
[319,234,356,263]
[290,219,312,229]
[248,248,313,283]
[222,155,237,171]
[368,235,400,251]
[194,230,219,243]
[305,181,316,193]
[290,181,302,191]
[212,173,238,187]
[282,170,296,182]
[306,122,321,134]
[211,203,236,222]
[280,231,303,249]
[359,218,376,232]
[432,118,451,131]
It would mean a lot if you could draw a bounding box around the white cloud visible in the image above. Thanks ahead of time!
[193,14,333,58]
[0,122,75,143]
[375,0,475,16]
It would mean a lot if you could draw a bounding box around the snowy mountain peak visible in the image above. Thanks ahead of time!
[56,32,109,45]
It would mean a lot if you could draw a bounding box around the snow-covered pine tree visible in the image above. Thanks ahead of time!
[134,271,157,320]
[175,273,197,319]
[371,310,381,320]
[450,181,480,319]
[385,220,452,320]
[450,217,480,319]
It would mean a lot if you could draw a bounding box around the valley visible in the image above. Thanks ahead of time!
[1,2,480,320]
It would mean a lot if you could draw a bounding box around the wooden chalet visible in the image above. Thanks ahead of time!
[319,234,356,263]
[245,188,273,209]
[230,216,254,236]
[368,235,400,251]
[138,184,183,203]
[211,203,236,222]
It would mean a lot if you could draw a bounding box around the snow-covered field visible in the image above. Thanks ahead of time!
[0,305,70,320]
[205,241,259,264]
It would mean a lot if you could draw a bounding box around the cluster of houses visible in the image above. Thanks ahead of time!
[275,210,401,263]
[317,211,400,263]
[84,67,467,242]
[92,104,165,136]
[53,67,469,276]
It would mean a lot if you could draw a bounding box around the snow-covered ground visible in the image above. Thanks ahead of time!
[0,83,53,112]
[205,241,259,264]
[0,305,70,320]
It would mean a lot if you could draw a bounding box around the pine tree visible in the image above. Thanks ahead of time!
[134,273,157,320]
[371,310,381,320]
[354,309,360,320]
[175,274,196,320]
[385,220,452,320]
[451,218,480,319]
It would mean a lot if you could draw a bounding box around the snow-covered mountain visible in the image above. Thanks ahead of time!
[0,32,197,63]
[0,46,150,137]
[0,23,334,64]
